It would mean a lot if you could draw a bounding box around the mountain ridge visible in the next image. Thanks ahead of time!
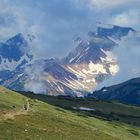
[0,24,137,96]
[90,77,140,105]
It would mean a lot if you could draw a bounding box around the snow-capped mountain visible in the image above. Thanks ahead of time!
[0,24,136,96]
[0,33,33,71]
[0,33,33,89]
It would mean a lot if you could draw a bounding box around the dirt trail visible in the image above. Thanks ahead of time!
[0,109,28,121]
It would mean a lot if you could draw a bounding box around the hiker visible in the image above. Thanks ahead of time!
[24,99,30,111]
[12,105,16,111]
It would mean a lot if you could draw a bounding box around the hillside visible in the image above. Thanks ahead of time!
[0,87,140,140]
[0,86,27,111]
[18,91,140,126]
[91,77,140,105]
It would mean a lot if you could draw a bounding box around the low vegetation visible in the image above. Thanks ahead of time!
[0,87,140,140]
[20,92,140,126]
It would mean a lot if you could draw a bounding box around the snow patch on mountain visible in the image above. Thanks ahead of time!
[0,54,31,71]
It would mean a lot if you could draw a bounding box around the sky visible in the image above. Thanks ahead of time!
[0,0,140,58]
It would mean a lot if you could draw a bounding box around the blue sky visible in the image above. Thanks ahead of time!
[0,0,140,58]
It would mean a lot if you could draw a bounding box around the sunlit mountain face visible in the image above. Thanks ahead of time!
[0,24,138,97]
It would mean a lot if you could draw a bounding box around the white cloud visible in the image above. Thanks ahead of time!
[109,10,140,27]
[0,0,43,40]
[0,0,140,58]
[96,32,140,89]
[89,0,131,9]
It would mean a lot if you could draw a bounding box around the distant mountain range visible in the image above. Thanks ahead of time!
[0,24,138,96]
[90,77,140,105]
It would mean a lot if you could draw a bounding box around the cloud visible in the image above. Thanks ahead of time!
[115,32,140,80]
[24,60,47,94]
[0,0,98,58]
[89,0,131,9]
[108,10,140,27]
[0,0,140,58]
[96,31,140,89]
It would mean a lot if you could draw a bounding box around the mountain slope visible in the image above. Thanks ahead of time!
[0,87,140,140]
[90,77,140,105]
[0,24,137,96]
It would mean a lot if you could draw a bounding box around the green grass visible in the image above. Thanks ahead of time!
[0,87,140,140]
[0,86,26,117]
[19,92,140,126]
[19,92,140,117]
